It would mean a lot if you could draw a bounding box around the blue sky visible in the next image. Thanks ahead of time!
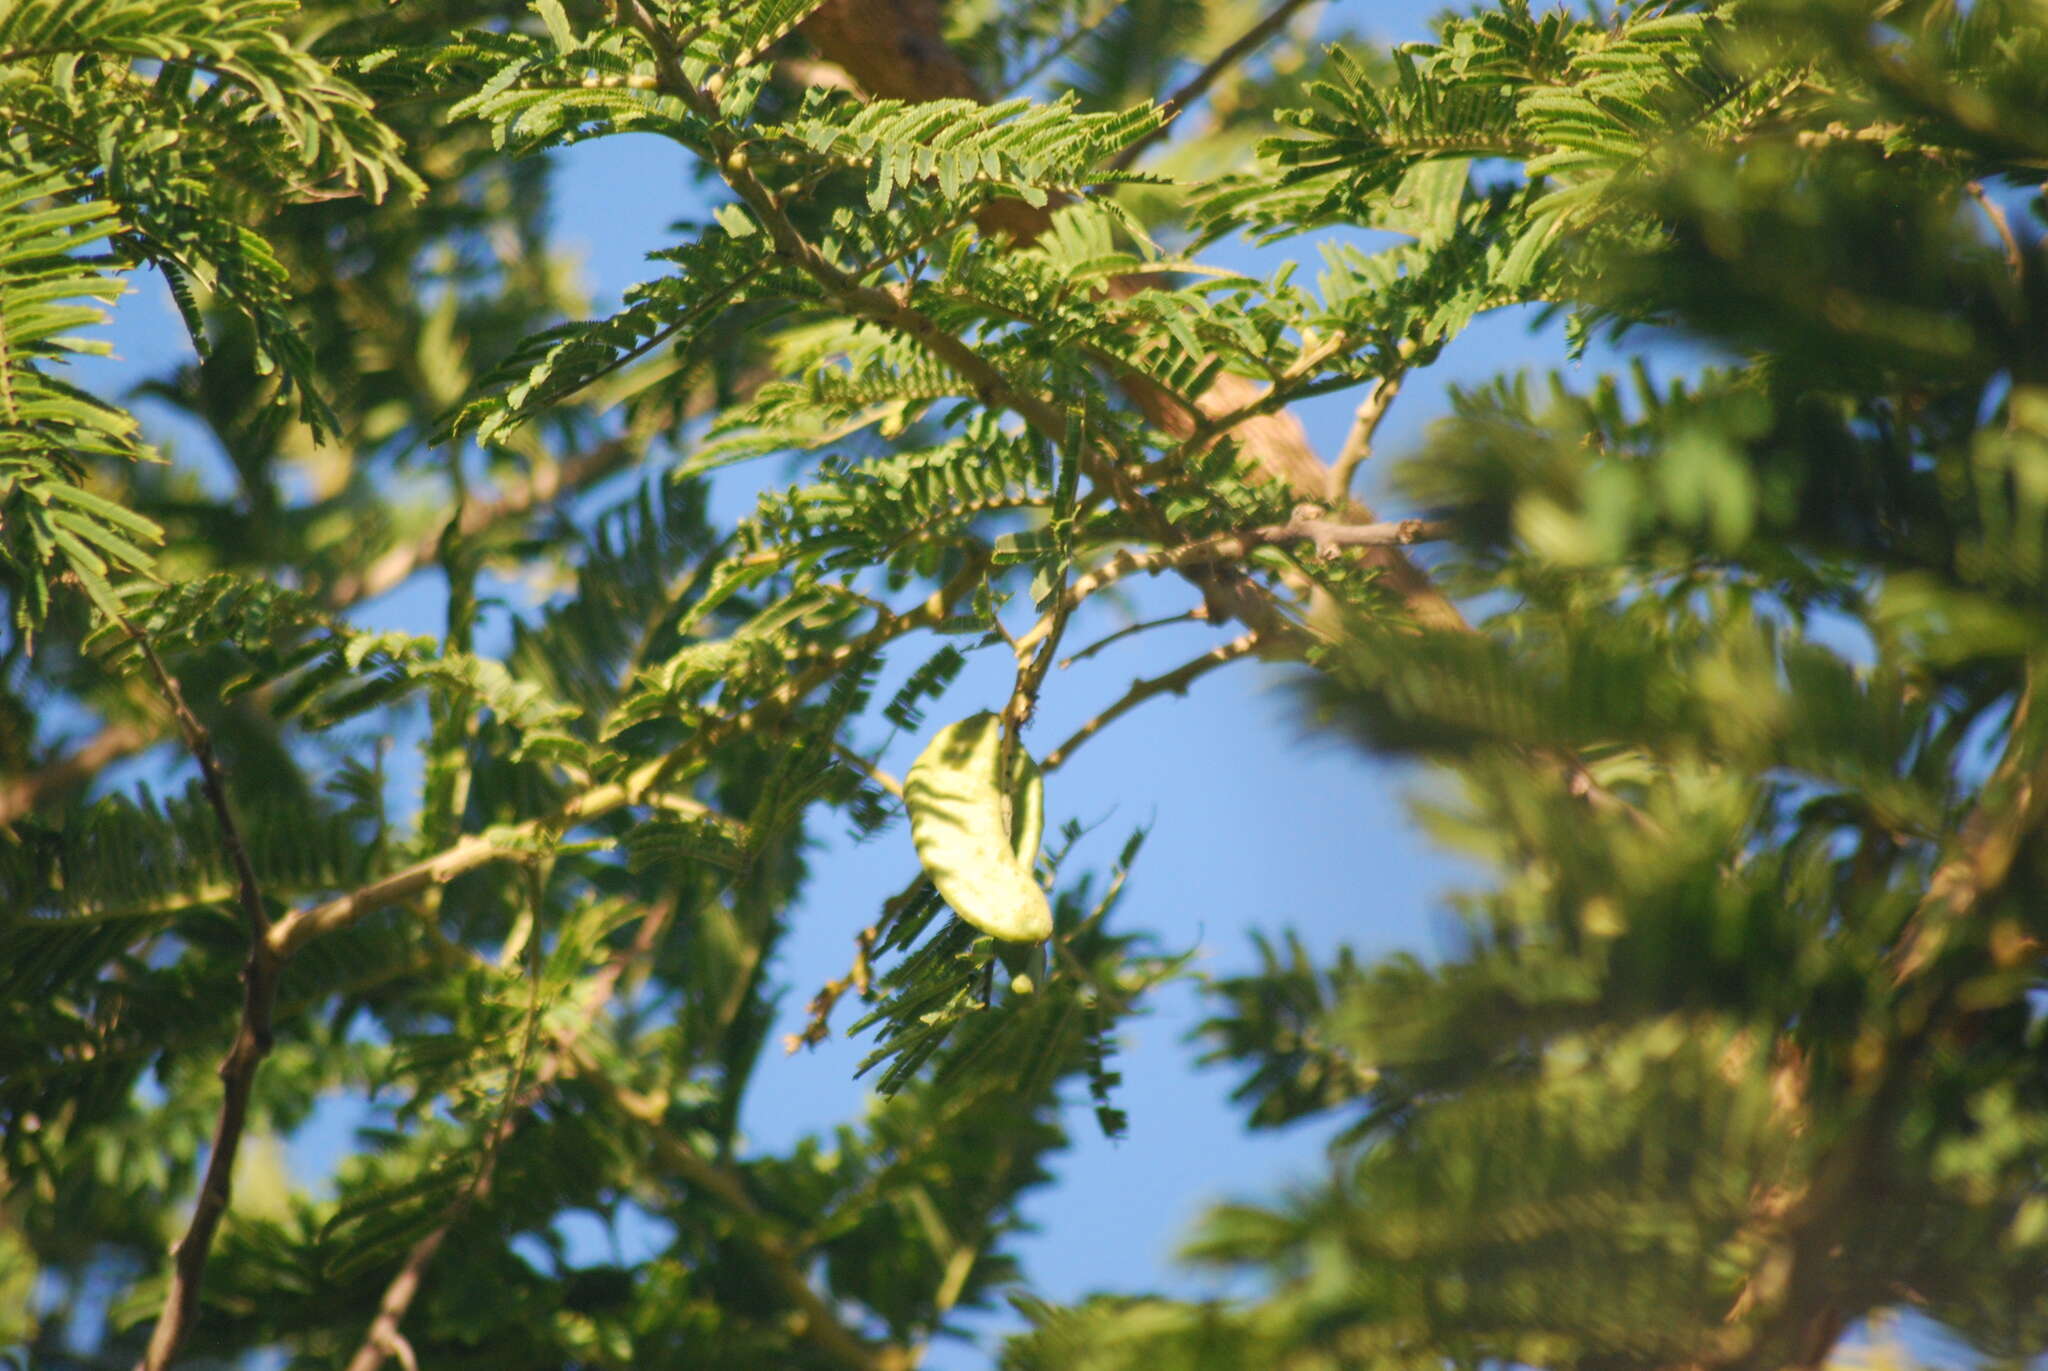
[518,91,1643,1358]
[68,3,1681,1362]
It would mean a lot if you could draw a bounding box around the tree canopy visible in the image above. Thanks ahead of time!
[3,0,2047,1368]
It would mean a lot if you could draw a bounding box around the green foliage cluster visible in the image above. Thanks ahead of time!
[2,0,2046,1368]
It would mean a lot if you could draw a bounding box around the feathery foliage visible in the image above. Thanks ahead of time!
[5,0,2048,1367]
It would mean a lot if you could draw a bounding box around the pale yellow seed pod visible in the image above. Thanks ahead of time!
[904,712,1052,943]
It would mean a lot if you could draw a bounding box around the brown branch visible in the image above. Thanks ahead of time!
[1057,607,1208,670]
[798,0,1468,637]
[1106,0,1323,173]
[110,617,279,1371]
[267,829,528,961]
[1004,554,1075,737]
[786,921,878,1054]
[831,739,905,797]
[1326,370,1404,505]
[1247,513,1453,557]
[1043,631,1261,771]
[1017,515,1452,656]
[269,774,728,960]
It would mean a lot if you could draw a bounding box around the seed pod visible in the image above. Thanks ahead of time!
[904,712,1052,943]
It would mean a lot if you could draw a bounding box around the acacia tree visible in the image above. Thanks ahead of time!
[3,0,2046,1368]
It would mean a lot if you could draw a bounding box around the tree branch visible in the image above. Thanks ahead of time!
[1057,608,1208,670]
[786,920,878,1053]
[796,0,1469,636]
[1017,515,1452,655]
[1965,179,2023,285]
[110,617,278,1371]
[832,739,905,798]
[1326,370,1403,505]
[1043,631,1261,771]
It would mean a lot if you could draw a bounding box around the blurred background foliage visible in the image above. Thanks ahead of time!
[2,0,2046,1368]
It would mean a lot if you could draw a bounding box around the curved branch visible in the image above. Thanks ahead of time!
[1327,371,1404,505]
[1057,608,1209,669]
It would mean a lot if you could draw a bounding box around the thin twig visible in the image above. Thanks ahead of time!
[1107,0,1322,172]
[1326,371,1404,505]
[1006,570,1072,734]
[1966,180,2023,284]
[786,921,879,1054]
[1044,631,1261,771]
[1058,608,1208,669]
[113,616,277,1371]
